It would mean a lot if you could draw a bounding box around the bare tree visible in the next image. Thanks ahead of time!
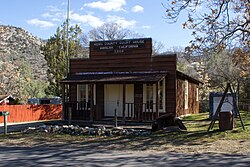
[164,0,250,54]
[88,22,141,41]
[152,40,165,55]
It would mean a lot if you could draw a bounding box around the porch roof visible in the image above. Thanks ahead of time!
[61,71,168,84]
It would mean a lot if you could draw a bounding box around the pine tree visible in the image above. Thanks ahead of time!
[42,23,84,96]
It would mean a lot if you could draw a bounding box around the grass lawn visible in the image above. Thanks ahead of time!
[182,111,250,140]
[0,111,249,153]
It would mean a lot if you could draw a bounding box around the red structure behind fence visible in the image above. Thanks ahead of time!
[0,104,62,123]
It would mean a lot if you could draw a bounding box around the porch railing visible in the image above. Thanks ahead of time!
[64,102,90,120]
[63,101,158,121]
[125,103,157,121]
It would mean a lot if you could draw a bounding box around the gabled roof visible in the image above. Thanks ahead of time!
[0,95,14,103]
[177,71,203,85]
[61,71,168,84]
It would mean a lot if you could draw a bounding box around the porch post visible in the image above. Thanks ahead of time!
[62,84,65,120]
[156,82,159,119]
[122,83,126,123]
[90,84,94,121]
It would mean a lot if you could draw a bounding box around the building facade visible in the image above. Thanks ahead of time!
[61,38,201,121]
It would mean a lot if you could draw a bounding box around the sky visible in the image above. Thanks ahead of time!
[0,0,193,50]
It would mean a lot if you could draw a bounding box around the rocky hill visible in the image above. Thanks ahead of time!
[0,25,48,81]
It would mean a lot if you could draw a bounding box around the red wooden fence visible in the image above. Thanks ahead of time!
[0,104,62,123]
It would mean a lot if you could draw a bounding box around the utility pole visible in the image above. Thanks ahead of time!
[66,0,70,77]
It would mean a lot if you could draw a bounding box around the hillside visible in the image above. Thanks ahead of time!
[0,25,48,81]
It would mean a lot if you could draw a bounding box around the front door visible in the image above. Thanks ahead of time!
[104,84,123,117]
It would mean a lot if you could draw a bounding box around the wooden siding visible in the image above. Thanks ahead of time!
[176,79,185,116]
[70,84,77,102]
[188,82,199,114]
[134,83,143,120]
[176,78,199,116]
[95,84,104,120]
[69,54,177,115]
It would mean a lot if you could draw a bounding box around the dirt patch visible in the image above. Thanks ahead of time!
[0,132,249,154]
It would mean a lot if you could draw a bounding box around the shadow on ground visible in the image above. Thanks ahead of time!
[0,145,249,166]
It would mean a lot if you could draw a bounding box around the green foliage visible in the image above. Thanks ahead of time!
[206,51,243,93]
[241,77,250,100]
[18,61,47,102]
[42,23,83,96]
[24,79,47,98]
[0,60,47,103]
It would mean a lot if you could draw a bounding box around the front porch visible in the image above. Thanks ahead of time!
[63,101,160,121]
[61,71,168,122]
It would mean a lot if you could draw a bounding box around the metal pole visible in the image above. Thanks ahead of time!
[114,109,117,127]
[4,115,7,135]
[66,0,70,77]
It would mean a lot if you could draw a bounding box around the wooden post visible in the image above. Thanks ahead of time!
[114,108,118,127]
[4,115,7,135]
[68,107,72,125]
[90,84,94,121]
[62,84,65,120]
[122,83,126,123]
[156,82,159,119]
[228,84,245,130]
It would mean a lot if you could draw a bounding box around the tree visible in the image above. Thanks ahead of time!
[205,49,250,101]
[0,60,47,103]
[88,22,166,54]
[152,40,165,55]
[42,23,85,96]
[88,22,141,41]
[164,0,250,53]
[231,48,250,99]
[206,51,242,91]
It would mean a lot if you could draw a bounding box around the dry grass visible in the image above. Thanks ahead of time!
[0,111,250,154]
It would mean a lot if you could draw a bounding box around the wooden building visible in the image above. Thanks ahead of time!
[0,95,15,105]
[61,38,201,121]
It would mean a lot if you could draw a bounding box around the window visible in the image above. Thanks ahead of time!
[146,84,154,110]
[196,87,199,102]
[158,79,166,111]
[184,80,189,109]
[143,80,166,112]
[77,84,92,110]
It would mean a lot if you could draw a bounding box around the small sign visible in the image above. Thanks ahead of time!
[209,92,237,119]
[90,38,152,55]
[0,111,10,116]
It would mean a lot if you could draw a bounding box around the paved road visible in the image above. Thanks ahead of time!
[0,145,249,167]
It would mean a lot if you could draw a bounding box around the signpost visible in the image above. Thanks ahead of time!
[0,111,10,135]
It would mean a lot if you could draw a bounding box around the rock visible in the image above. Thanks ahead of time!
[27,127,36,130]
[39,124,47,129]
[104,129,112,136]
[88,128,95,135]
[112,127,123,130]
[152,113,187,131]
[163,126,182,132]
[22,124,151,137]
[23,127,36,133]
[174,117,187,130]
[62,125,69,128]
